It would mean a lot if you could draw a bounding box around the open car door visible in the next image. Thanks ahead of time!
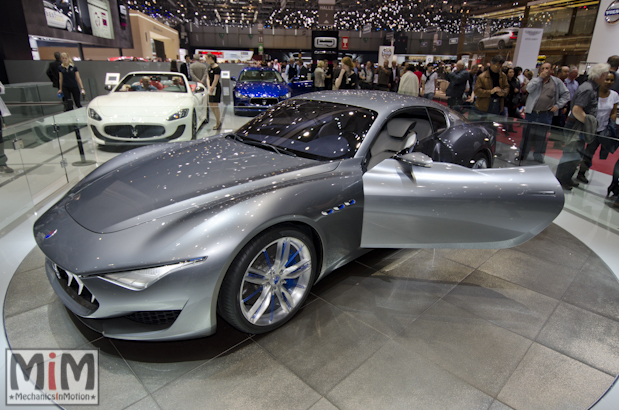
[361,155,564,249]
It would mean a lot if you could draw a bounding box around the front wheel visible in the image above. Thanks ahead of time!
[218,226,317,334]
[498,40,505,49]
[191,110,197,140]
[470,152,489,169]
[478,42,484,51]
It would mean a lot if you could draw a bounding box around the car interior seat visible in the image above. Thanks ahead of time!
[367,118,418,170]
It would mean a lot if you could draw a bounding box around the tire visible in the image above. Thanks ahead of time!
[470,152,489,169]
[218,226,317,334]
[66,21,73,32]
[478,42,484,51]
[498,40,505,49]
[191,110,197,140]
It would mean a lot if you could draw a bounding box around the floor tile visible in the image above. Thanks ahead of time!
[254,299,390,395]
[326,340,493,410]
[489,400,514,410]
[64,338,149,410]
[478,248,581,299]
[152,340,320,410]
[14,246,46,274]
[395,299,532,397]
[498,343,614,410]
[4,299,101,350]
[317,268,439,337]
[421,248,499,270]
[382,250,475,298]
[536,302,619,376]
[308,397,339,410]
[4,266,59,318]
[443,270,560,340]
[354,248,415,270]
[512,224,591,271]
[112,318,250,393]
[562,253,619,322]
[123,395,162,410]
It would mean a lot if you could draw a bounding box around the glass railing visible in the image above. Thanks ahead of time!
[2,99,619,238]
[450,103,619,234]
[0,107,101,235]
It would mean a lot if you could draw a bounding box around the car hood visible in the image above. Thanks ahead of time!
[235,82,289,97]
[91,92,192,117]
[64,137,331,234]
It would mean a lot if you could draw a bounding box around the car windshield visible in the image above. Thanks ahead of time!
[234,99,377,161]
[238,70,284,83]
[115,74,188,93]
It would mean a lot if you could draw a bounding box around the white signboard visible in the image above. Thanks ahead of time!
[88,0,114,39]
[426,55,434,64]
[363,24,372,34]
[220,70,230,79]
[512,28,544,72]
[378,46,395,66]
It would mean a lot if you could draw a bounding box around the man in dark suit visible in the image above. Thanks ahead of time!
[180,55,192,80]
[390,60,400,92]
[46,52,62,90]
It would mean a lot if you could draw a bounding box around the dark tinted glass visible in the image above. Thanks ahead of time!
[235,100,377,160]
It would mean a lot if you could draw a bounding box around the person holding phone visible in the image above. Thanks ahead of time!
[56,53,85,111]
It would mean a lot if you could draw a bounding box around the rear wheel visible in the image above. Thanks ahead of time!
[471,152,489,169]
[218,226,317,334]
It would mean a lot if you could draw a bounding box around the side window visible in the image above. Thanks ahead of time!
[427,108,448,135]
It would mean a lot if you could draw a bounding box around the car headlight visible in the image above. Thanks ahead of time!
[100,257,206,291]
[283,92,291,99]
[88,108,102,121]
[235,91,247,98]
[167,108,189,121]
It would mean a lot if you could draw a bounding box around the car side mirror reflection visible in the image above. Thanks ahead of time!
[396,152,433,168]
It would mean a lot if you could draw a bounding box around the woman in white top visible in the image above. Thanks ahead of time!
[0,81,13,174]
[578,71,619,184]
[397,65,419,97]
[314,61,325,91]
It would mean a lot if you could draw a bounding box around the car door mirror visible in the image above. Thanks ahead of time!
[396,152,433,168]
[104,85,114,91]
[194,85,205,93]
[231,76,236,81]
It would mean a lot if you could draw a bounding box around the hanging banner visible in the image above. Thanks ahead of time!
[318,0,335,26]
[312,30,338,61]
[341,36,349,50]
[378,46,395,66]
[512,28,544,72]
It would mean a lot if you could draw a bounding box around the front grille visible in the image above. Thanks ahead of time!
[125,310,181,325]
[250,97,278,106]
[104,125,166,139]
[52,264,99,311]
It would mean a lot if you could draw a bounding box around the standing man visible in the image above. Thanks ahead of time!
[361,61,374,90]
[556,63,610,190]
[421,64,438,100]
[564,67,580,101]
[46,52,62,90]
[190,55,207,85]
[472,54,509,130]
[376,60,392,91]
[390,60,400,92]
[285,58,299,82]
[445,60,469,112]
[180,55,191,80]
[519,62,570,162]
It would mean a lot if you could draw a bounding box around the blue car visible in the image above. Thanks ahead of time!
[288,76,314,97]
[233,67,291,116]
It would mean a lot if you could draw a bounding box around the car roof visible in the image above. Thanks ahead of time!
[293,90,451,114]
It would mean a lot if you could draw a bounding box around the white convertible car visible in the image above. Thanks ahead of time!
[88,72,208,146]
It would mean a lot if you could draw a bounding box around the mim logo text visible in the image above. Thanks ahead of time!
[6,349,99,405]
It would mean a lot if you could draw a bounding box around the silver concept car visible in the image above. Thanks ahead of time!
[34,91,564,341]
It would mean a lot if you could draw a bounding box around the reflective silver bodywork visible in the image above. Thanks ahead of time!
[34,91,564,341]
